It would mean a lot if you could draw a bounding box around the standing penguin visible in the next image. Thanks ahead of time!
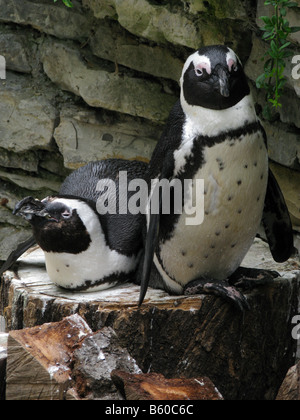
[4,159,148,292]
[138,45,293,310]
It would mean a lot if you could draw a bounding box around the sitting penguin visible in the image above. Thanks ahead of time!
[3,159,148,292]
[138,45,294,311]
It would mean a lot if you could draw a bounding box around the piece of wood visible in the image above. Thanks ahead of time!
[111,370,223,400]
[5,314,91,400]
[71,326,141,400]
[0,240,300,400]
[276,361,300,400]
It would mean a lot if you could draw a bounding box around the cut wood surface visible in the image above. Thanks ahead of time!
[6,314,92,400]
[111,370,223,400]
[0,239,300,400]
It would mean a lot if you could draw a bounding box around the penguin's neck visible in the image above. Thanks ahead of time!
[180,93,258,140]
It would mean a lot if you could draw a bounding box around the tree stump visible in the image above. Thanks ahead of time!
[0,240,300,400]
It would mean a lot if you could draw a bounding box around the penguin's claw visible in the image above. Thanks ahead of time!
[229,267,279,290]
[183,278,250,312]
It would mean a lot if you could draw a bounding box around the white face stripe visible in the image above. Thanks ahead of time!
[194,55,212,74]
[180,51,212,87]
[47,197,97,234]
[226,48,242,69]
[180,47,243,88]
[226,48,237,67]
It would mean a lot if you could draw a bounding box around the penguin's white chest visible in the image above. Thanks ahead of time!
[44,223,139,292]
[158,130,268,291]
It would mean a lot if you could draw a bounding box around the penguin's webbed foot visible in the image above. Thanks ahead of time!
[228,267,279,291]
[183,278,250,312]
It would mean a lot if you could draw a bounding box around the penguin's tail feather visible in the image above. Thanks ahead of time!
[0,236,37,277]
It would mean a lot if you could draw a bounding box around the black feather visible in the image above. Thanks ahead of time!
[262,169,294,262]
[0,236,36,277]
[139,189,162,306]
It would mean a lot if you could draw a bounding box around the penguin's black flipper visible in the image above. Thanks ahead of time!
[0,236,36,276]
[138,102,185,306]
[138,186,162,306]
[262,169,294,263]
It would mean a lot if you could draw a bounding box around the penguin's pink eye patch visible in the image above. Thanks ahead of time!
[228,58,238,72]
[194,62,211,77]
[62,210,72,219]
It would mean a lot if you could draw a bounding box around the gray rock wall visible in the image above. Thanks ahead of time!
[0,0,299,260]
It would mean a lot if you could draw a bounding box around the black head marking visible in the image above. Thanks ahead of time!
[181,45,250,110]
[14,196,92,254]
[43,199,73,222]
[35,198,92,253]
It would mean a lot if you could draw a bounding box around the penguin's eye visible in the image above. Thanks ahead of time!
[228,58,239,73]
[62,210,72,219]
[195,68,203,77]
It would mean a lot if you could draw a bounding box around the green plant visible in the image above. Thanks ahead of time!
[256,0,300,119]
[53,0,73,7]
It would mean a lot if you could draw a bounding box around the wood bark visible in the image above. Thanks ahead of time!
[0,242,300,400]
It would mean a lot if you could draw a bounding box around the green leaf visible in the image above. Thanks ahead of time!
[283,19,290,28]
[62,0,73,6]
[278,79,287,90]
[271,15,278,25]
[264,58,273,71]
[53,0,73,7]
[285,2,298,8]
[258,0,298,110]
[262,31,272,39]
[282,49,294,58]
[271,40,279,54]
[279,41,291,50]
[280,7,287,16]
[260,16,272,24]
[290,26,300,33]
[256,73,267,85]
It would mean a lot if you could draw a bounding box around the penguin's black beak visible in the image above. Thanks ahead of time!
[13,197,53,222]
[216,67,230,98]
